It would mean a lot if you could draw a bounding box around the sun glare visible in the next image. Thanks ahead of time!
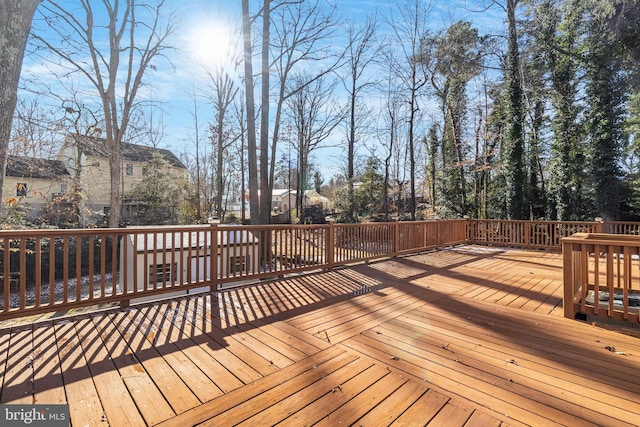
[187,22,236,69]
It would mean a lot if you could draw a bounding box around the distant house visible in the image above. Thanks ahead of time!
[304,190,332,213]
[120,225,259,303]
[1,155,70,220]
[271,189,296,213]
[222,188,334,223]
[58,134,188,221]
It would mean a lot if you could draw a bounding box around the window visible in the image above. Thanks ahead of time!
[229,255,249,275]
[149,262,177,284]
[126,163,133,176]
[16,183,27,197]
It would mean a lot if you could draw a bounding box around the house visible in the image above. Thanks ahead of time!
[57,134,188,221]
[1,155,70,220]
[304,189,332,213]
[119,225,260,303]
[271,188,296,213]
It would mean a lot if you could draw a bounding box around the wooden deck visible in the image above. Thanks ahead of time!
[1,246,640,426]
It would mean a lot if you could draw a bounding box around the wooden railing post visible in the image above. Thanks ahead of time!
[394,219,400,257]
[327,220,335,269]
[120,230,130,308]
[562,239,576,319]
[594,217,604,233]
[210,223,218,291]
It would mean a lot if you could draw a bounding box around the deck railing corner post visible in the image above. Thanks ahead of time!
[594,217,604,233]
[562,239,576,319]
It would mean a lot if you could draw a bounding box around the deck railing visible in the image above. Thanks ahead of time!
[468,219,603,250]
[1,218,638,322]
[0,220,466,321]
[562,233,640,324]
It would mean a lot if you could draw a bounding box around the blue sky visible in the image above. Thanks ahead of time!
[21,0,507,177]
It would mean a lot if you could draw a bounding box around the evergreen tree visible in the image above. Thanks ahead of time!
[425,125,439,211]
[503,0,527,219]
[429,21,485,217]
[584,2,627,220]
[538,0,588,220]
[356,157,385,218]
[124,153,186,225]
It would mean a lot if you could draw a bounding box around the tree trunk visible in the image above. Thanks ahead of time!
[0,0,40,205]
[259,0,271,225]
[347,78,357,222]
[408,82,417,221]
[242,0,260,224]
[505,0,526,220]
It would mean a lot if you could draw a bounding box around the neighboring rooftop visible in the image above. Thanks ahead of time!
[5,155,69,179]
[66,133,187,169]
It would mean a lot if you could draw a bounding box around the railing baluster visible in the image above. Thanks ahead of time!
[623,246,631,320]
[49,237,55,305]
[63,237,69,304]
[19,237,26,309]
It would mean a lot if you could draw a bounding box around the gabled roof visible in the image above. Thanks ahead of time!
[272,188,295,197]
[67,134,186,169]
[304,189,329,200]
[5,155,69,179]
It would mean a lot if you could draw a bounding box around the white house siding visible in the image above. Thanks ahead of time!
[119,227,259,304]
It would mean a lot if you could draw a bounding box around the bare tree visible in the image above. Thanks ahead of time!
[205,65,239,220]
[31,0,175,227]
[388,0,432,220]
[259,0,271,225]
[376,68,405,219]
[266,0,342,223]
[343,15,380,222]
[241,0,260,224]
[286,73,342,218]
[12,91,104,227]
[11,97,62,159]
[233,97,248,223]
[183,88,208,222]
[239,0,342,224]
[126,103,166,149]
[0,0,40,206]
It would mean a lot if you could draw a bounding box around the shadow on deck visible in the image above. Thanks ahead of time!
[1,246,639,426]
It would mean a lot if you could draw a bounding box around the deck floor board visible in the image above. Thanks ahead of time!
[1,246,639,426]
[1,326,34,404]
[73,316,145,427]
[31,323,66,405]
